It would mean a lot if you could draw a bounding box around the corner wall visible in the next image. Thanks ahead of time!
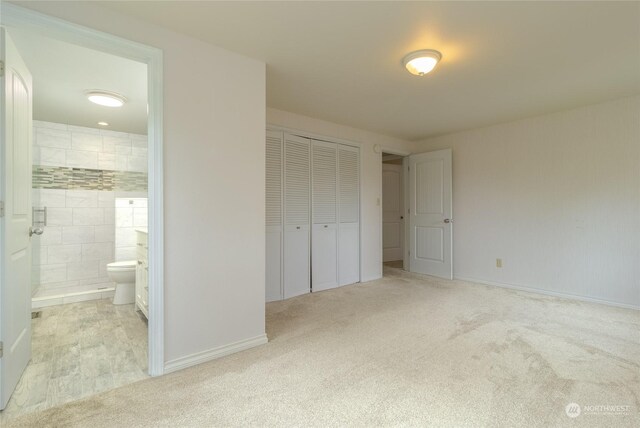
[415,96,640,308]
[267,108,414,282]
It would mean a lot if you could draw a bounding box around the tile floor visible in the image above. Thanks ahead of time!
[0,299,148,421]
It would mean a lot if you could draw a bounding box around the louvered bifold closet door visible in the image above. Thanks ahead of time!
[265,130,283,302]
[311,140,339,292]
[283,134,311,298]
[338,145,360,286]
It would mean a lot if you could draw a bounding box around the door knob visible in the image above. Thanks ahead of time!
[400,216,404,220]
[444,219,453,224]
[29,227,44,237]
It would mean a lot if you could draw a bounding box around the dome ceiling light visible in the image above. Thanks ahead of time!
[86,90,127,107]
[402,49,442,76]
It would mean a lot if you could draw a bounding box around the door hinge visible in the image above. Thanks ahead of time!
[0,61,4,77]
[0,200,4,217]
[0,341,3,358]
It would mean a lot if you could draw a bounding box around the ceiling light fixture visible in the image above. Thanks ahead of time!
[403,49,442,76]
[86,90,127,107]
[97,121,109,127]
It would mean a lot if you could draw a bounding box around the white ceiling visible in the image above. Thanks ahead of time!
[10,30,148,134]
[99,1,640,141]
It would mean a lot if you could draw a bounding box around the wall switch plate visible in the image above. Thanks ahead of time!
[496,258,503,268]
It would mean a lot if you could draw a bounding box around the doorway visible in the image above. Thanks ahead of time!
[381,149,454,278]
[382,152,406,271]
[0,4,164,420]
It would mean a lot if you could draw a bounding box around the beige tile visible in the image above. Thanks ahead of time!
[71,132,103,152]
[46,207,73,226]
[35,127,71,149]
[4,299,148,420]
[52,373,84,406]
[66,191,98,208]
[72,208,105,226]
[82,374,115,396]
[47,244,82,264]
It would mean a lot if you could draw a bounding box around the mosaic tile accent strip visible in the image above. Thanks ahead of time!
[33,165,147,191]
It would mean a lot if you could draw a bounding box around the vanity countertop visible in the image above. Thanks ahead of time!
[135,228,148,234]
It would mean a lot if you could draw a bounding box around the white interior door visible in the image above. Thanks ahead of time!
[283,134,310,298]
[311,140,338,292]
[265,130,283,302]
[0,28,33,410]
[409,149,452,279]
[382,163,404,262]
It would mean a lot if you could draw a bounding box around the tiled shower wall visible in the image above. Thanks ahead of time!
[32,120,147,300]
[115,198,148,262]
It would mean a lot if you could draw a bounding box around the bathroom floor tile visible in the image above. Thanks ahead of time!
[0,299,148,421]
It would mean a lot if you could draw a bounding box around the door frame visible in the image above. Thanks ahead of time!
[379,147,410,271]
[381,161,404,263]
[1,4,165,376]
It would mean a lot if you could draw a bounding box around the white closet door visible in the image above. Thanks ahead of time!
[265,130,283,302]
[283,134,311,298]
[338,145,360,286]
[311,140,338,292]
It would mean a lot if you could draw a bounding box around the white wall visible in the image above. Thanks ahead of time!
[15,2,267,365]
[267,108,414,282]
[415,96,640,308]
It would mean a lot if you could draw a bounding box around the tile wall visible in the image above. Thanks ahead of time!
[31,121,147,303]
[115,198,148,261]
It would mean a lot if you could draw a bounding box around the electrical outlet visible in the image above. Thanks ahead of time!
[496,258,503,268]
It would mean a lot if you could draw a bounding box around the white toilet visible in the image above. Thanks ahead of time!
[107,260,137,305]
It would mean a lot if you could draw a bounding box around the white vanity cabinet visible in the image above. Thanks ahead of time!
[135,229,149,319]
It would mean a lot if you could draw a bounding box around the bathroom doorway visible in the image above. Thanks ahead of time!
[0,5,163,420]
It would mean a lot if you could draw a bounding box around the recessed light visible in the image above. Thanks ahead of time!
[403,49,442,76]
[86,90,127,107]
[97,121,109,127]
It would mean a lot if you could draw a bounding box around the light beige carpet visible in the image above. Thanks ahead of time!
[5,267,640,427]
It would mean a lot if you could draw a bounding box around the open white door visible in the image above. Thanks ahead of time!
[408,149,452,279]
[0,28,33,410]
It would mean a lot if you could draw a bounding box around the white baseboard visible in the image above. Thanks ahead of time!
[454,275,640,311]
[164,334,268,374]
